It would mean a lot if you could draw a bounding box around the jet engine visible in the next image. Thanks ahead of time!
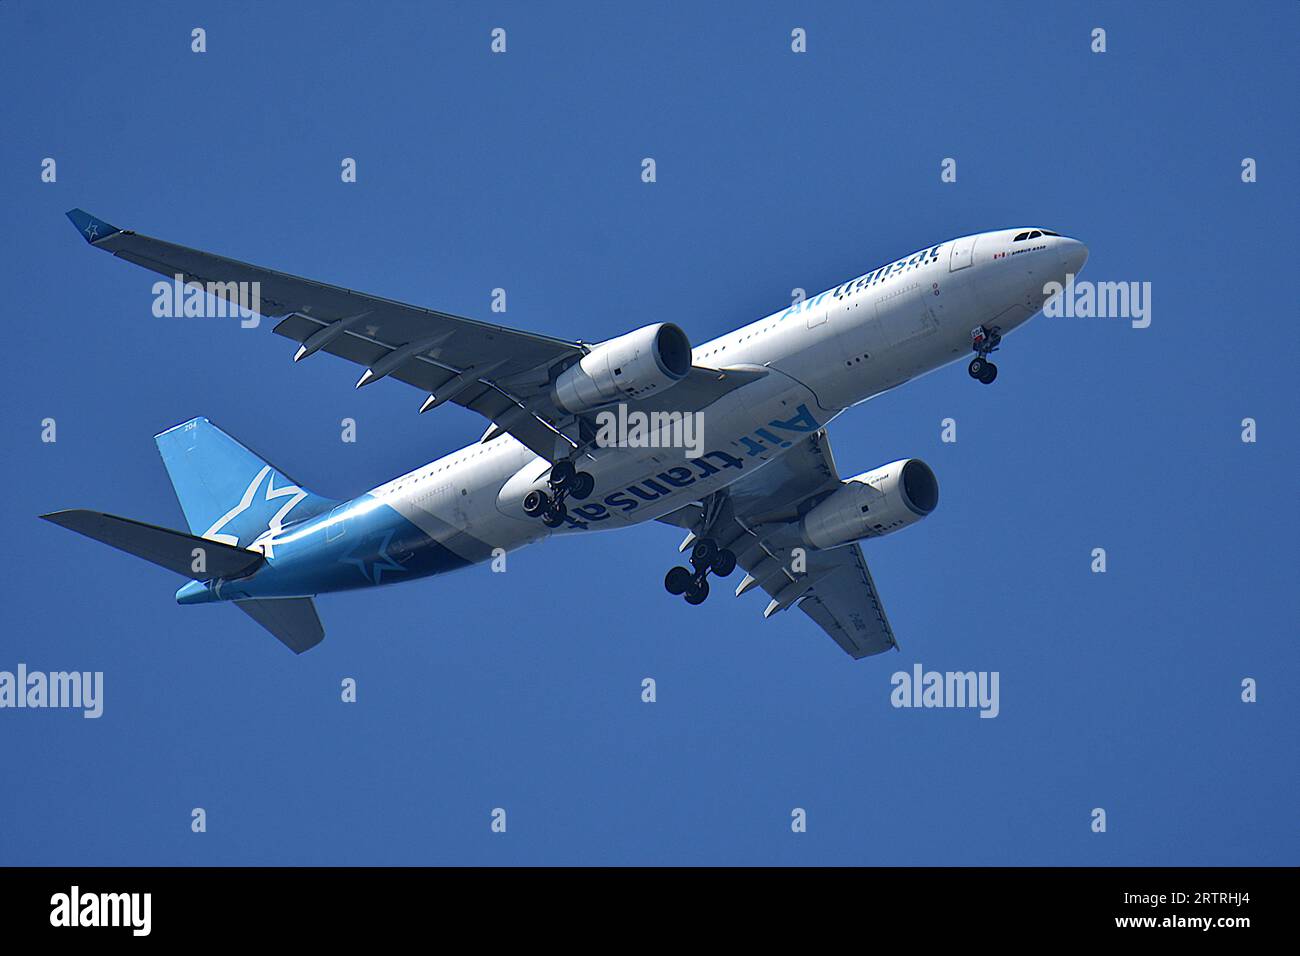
[552,322,692,413]
[799,458,939,550]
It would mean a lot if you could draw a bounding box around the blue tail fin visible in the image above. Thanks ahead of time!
[155,418,338,549]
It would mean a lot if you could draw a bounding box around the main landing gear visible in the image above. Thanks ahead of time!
[522,459,595,528]
[968,325,1002,385]
[664,537,737,606]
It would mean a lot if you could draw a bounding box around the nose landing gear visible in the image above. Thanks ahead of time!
[664,537,737,605]
[522,459,596,528]
[968,325,1001,384]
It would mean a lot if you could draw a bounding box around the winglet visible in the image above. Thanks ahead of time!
[65,208,121,244]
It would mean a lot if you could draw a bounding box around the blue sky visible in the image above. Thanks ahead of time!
[1,1,1295,865]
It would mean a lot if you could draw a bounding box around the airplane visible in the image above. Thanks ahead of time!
[44,211,1087,657]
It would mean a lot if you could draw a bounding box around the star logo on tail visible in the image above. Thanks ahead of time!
[203,466,310,558]
[341,530,407,584]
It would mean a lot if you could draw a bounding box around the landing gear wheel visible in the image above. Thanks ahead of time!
[711,548,737,577]
[549,459,577,490]
[664,566,693,595]
[569,471,595,501]
[539,499,567,528]
[669,537,731,604]
[522,490,549,517]
[691,538,718,568]
[969,325,1002,384]
[684,577,710,605]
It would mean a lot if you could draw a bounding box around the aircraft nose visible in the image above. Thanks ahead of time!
[1059,237,1089,275]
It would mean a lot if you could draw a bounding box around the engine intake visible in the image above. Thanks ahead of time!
[800,458,939,550]
[553,322,692,414]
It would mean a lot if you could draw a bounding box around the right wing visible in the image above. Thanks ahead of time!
[658,430,899,659]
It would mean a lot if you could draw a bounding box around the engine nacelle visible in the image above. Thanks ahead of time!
[552,322,692,414]
[800,458,939,550]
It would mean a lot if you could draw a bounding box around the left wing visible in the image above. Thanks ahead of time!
[659,430,899,659]
[65,209,754,460]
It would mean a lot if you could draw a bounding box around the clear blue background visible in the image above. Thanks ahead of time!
[1,1,1295,865]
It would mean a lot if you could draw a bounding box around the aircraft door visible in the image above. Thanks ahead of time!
[949,235,977,271]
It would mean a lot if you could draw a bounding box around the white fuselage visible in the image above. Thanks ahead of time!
[364,228,1087,563]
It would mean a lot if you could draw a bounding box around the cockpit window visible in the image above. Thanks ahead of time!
[1013,232,1030,242]
[1040,229,1060,236]
[1027,230,1042,239]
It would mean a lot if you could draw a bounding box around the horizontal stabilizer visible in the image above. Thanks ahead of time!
[234,598,324,654]
[40,510,264,580]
